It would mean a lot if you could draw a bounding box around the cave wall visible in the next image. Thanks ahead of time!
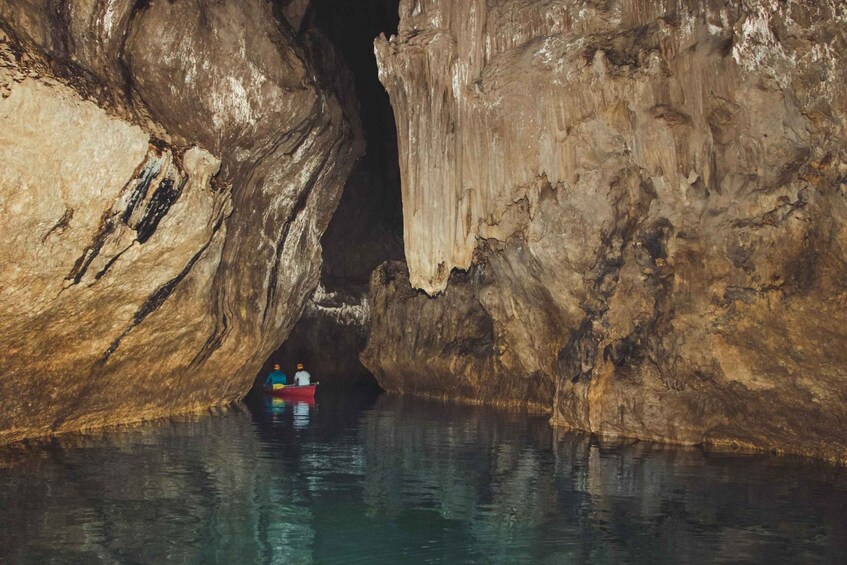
[268,0,404,385]
[362,261,554,410]
[365,0,847,462]
[0,0,361,443]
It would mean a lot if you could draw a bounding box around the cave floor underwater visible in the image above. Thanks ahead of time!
[1,387,844,564]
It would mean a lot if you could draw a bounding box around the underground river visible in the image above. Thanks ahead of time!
[1,389,845,564]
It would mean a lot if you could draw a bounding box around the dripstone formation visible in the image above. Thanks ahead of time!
[364,0,847,463]
[0,0,361,443]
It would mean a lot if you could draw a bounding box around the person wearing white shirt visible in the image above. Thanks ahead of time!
[293,363,311,386]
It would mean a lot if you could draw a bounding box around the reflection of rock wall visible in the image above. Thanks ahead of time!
[358,396,847,562]
[360,395,557,529]
[368,0,847,462]
[0,410,318,563]
[1,395,843,562]
[0,1,361,443]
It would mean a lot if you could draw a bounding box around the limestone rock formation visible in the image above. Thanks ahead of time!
[0,0,361,443]
[366,0,847,462]
[363,261,554,410]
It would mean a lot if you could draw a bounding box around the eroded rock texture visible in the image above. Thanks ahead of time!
[366,0,847,462]
[363,261,554,410]
[0,0,361,443]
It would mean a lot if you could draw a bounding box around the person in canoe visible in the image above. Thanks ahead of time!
[293,363,311,386]
[265,363,288,390]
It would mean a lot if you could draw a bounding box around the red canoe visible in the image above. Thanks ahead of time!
[263,384,317,399]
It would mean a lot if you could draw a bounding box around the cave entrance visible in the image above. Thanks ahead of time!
[255,0,403,391]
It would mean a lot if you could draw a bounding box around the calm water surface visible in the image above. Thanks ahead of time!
[0,390,845,564]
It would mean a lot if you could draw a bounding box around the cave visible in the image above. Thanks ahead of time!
[259,0,404,390]
[1,0,847,560]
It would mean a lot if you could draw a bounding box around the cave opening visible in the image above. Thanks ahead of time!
[256,0,404,391]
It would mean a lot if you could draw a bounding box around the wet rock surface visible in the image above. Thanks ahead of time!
[366,0,847,462]
[0,0,361,443]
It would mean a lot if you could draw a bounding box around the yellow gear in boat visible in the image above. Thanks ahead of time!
[272,383,285,390]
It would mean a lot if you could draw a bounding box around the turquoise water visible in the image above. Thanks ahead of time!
[0,390,845,564]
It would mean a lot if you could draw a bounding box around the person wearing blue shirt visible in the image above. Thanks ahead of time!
[264,363,288,389]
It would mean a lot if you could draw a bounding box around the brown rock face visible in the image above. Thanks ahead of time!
[366,0,847,462]
[362,261,554,410]
[0,1,361,443]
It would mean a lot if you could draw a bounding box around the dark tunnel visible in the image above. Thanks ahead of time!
[256,0,404,390]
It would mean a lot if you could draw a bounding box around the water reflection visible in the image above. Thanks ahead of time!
[265,395,287,416]
[293,401,312,430]
[263,396,315,432]
[0,392,844,564]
